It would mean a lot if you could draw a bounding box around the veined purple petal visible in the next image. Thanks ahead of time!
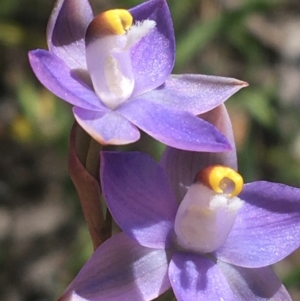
[47,0,93,70]
[144,74,248,115]
[73,108,140,145]
[217,260,292,300]
[59,233,171,301]
[28,50,106,111]
[118,99,231,152]
[129,0,175,97]
[216,181,300,267]
[100,151,178,249]
[169,252,236,301]
[160,104,237,202]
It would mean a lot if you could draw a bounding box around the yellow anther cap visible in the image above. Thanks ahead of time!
[195,165,244,197]
[86,9,133,42]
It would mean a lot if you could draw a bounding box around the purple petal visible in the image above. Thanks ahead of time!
[144,74,248,115]
[160,104,237,202]
[28,49,106,111]
[169,252,236,301]
[46,0,93,70]
[59,233,171,301]
[73,108,140,145]
[217,260,292,300]
[216,181,300,267]
[129,0,175,96]
[118,99,231,152]
[100,151,178,248]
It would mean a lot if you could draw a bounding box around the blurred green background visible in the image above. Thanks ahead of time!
[1,0,300,300]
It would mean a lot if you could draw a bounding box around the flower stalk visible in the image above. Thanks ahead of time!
[68,122,111,250]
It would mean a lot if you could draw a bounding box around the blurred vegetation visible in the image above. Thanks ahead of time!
[1,0,300,300]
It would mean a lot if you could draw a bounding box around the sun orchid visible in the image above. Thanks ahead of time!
[28,0,247,150]
[58,106,300,301]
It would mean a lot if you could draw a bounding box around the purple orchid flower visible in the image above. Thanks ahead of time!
[28,0,247,151]
[58,105,299,301]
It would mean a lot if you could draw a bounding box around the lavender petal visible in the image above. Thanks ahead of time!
[145,74,248,115]
[100,151,177,249]
[59,233,171,301]
[217,260,293,300]
[118,99,231,152]
[73,108,140,145]
[216,181,300,267]
[46,0,93,70]
[28,49,106,111]
[169,252,236,301]
[130,0,175,97]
